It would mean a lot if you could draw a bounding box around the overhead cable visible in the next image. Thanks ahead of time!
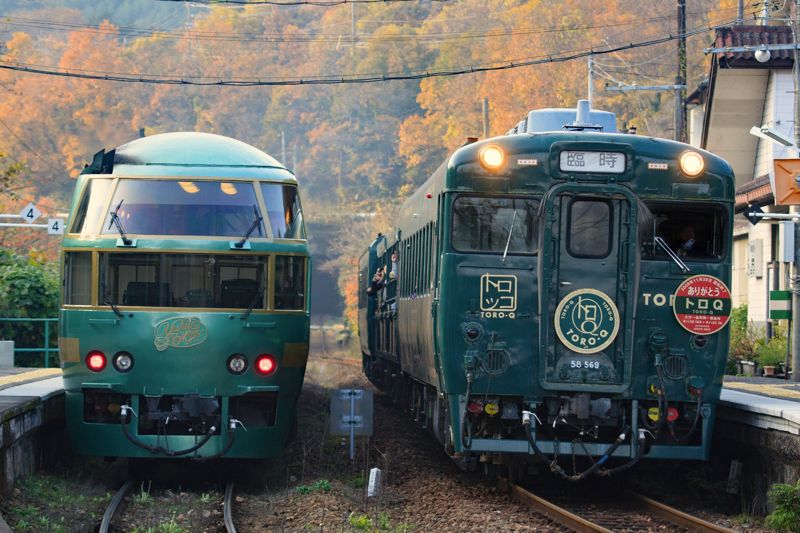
[0,14,753,87]
[0,7,741,44]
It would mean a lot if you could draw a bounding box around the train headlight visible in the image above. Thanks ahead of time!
[679,151,704,177]
[112,351,134,373]
[254,354,277,376]
[479,145,505,170]
[86,350,107,372]
[227,353,248,375]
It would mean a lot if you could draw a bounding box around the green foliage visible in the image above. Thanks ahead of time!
[295,479,331,494]
[755,326,788,367]
[766,479,800,532]
[0,249,59,366]
[349,473,365,489]
[726,304,789,371]
[348,513,373,531]
[135,481,153,504]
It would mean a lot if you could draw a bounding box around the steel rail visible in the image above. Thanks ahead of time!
[99,479,134,533]
[508,482,613,533]
[626,491,736,533]
[224,482,237,533]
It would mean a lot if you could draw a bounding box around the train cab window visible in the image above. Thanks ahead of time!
[452,196,539,254]
[98,253,267,309]
[568,199,612,258]
[100,179,264,238]
[642,203,726,261]
[70,179,112,235]
[64,252,92,305]
[274,256,305,310]
[261,183,305,239]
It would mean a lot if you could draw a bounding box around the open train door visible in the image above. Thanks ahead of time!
[538,183,639,394]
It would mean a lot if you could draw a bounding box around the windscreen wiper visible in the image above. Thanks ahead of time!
[240,287,263,320]
[502,209,518,263]
[654,236,690,273]
[100,280,124,318]
[108,199,132,246]
[234,205,263,249]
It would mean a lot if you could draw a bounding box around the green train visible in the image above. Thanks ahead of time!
[359,101,734,479]
[60,132,310,459]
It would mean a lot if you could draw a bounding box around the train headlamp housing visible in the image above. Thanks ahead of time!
[254,354,277,376]
[86,350,107,372]
[479,145,505,170]
[227,353,248,375]
[679,151,704,178]
[112,351,134,373]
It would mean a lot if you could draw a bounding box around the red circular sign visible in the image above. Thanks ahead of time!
[672,275,732,335]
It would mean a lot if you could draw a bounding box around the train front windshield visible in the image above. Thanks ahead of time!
[70,178,305,239]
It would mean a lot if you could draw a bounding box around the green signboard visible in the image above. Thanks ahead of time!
[769,290,792,320]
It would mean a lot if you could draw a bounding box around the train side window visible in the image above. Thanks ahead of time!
[99,253,267,309]
[274,256,305,310]
[568,199,612,258]
[70,179,112,235]
[261,183,305,239]
[64,252,92,305]
[452,196,539,254]
[642,203,726,261]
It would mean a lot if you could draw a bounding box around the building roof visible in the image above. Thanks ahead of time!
[734,175,773,212]
[714,25,795,68]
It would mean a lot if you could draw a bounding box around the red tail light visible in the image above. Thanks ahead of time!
[86,350,107,372]
[254,354,277,375]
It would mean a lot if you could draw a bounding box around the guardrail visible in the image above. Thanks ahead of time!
[0,317,58,368]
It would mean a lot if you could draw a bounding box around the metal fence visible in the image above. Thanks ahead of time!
[0,317,58,368]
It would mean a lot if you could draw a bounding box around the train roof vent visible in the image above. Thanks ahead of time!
[520,99,617,134]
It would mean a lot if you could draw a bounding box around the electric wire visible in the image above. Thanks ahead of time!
[0,8,743,45]
[157,0,450,5]
[0,13,758,87]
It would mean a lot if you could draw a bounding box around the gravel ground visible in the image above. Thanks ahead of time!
[0,327,784,532]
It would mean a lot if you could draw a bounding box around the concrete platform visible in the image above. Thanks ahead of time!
[0,369,65,497]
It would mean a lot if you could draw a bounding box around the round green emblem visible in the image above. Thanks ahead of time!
[554,288,620,354]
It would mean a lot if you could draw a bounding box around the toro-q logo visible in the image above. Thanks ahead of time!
[555,288,620,354]
[154,317,208,352]
[480,274,517,319]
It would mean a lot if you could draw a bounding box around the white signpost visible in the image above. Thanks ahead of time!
[20,202,41,224]
[0,203,65,232]
[47,218,65,235]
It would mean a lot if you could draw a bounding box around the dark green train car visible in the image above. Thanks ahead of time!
[61,132,310,459]
[360,102,734,479]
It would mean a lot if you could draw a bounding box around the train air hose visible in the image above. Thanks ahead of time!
[461,373,474,450]
[119,405,231,458]
[522,410,634,481]
[641,361,703,443]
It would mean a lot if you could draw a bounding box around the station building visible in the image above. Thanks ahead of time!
[692,20,798,331]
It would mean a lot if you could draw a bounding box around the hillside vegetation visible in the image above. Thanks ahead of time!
[0,0,740,326]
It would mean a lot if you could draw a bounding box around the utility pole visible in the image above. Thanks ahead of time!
[792,0,800,381]
[675,0,687,143]
[281,130,286,164]
[482,98,490,138]
[588,56,594,108]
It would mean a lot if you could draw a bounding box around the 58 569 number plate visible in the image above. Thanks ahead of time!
[560,151,625,174]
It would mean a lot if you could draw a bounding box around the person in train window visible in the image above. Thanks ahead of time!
[677,225,696,258]
[389,250,399,280]
[366,267,385,296]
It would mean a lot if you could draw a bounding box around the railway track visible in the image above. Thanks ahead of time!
[504,479,736,533]
[98,480,239,532]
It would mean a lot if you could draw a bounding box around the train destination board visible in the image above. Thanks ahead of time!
[672,275,732,335]
[559,151,625,173]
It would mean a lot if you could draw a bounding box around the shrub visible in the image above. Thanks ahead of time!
[766,479,800,532]
[0,249,59,366]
